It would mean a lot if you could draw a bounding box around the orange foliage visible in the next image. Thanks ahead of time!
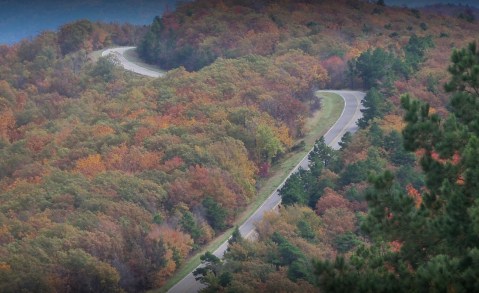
[104,144,162,173]
[379,114,405,132]
[133,127,153,144]
[92,124,115,138]
[168,165,245,212]
[0,225,14,245]
[431,150,461,166]
[26,131,52,153]
[322,207,356,235]
[74,154,106,177]
[0,262,11,271]
[148,225,193,286]
[406,184,422,209]
[208,139,257,198]
[154,250,177,287]
[389,240,403,253]
[0,107,15,141]
[160,156,184,172]
[315,187,351,215]
[341,131,369,164]
[148,226,193,258]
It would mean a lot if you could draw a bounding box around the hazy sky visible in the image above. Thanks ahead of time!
[0,0,180,45]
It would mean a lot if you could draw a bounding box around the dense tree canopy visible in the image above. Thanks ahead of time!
[316,42,479,292]
[1,0,479,291]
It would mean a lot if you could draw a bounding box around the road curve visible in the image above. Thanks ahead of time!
[102,46,165,78]
[168,90,365,293]
[100,48,365,293]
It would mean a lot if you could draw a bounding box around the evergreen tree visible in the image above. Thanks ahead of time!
[357,88,390,128]
[316,42,479,292]
[338,132,352,150]
[355,48,399,88]
[228,226,243,246]
[404,34,434,71]
[180,211,203,242]
[202,197,228,232]
[279,171,308,206]
[308,136,341,173]
[383,130,415,166]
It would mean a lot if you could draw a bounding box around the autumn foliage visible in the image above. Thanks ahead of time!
[1,0,478,291]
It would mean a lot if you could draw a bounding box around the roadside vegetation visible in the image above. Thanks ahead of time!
[0,0,478,292]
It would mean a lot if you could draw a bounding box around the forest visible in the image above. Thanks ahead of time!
[0,0,478,292]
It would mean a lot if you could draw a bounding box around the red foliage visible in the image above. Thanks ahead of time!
[406,184,422,209]
[315,188,351,215]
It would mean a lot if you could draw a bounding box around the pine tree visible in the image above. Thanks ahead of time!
[357,88,390,128]
[317,42,479,292]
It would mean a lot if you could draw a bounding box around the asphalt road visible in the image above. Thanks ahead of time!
[101,46,164,78]
[99,47,365,293]
[167,90,365,293]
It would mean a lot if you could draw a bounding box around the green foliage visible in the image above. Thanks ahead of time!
[368,122,384,147]
[280,171,309,206]
[357,88,390,128]
[60,249,122,293]
[316,42,479,292]
[180,211,203,242]
[91,56,118,82]
[338,132,352,150]
[404,34,434,72]
[3,1,479,291]
[334,232,361,253]
[203,197,228,232]
[383,131,415,166]
[280,137,342,207]
[58,20,93,55]
[256,124,284,163]
[297,220,315,240]
[355,48,404,88]
[193,251,233,291]
[308,137,341,173]
[153,212,164,224]
[193,251,221,282]
[228,226,243,246]
[445,42,479,133]
[288,257,314,283]
[338,147,387,187]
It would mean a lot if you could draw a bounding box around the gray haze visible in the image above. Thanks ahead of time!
[386,0,479,7]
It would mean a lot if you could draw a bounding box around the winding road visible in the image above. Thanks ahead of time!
[102,46,165,78]
[102,47,365,293]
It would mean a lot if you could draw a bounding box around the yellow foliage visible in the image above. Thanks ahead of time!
[0,262,11,271]
[0,107,15,141]
[379,114,405,132]
[92,124,115,138]
[74,154,106,178]
[276,123,294,148]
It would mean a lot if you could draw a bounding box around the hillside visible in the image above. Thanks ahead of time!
[0,0,478,292]
[0,12,327,293]
[136,0,479,291]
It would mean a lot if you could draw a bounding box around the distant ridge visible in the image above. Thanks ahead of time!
[385,0,479,8]
[0,0,183,45]
[419,3,479,20]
